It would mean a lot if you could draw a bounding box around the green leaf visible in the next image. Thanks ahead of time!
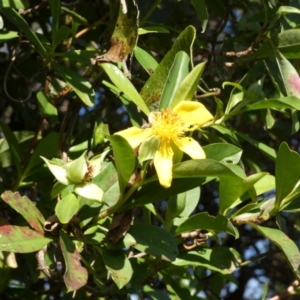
[55,193,79,224]
[138,27,169,35]
[106,135,136,194]
[0,225,51,253]
[49,0,61,48]
[0,0,29,9]
[248,223,300,280]
[170,62,206,109]
[55,50,96,66]
[1,191,45,233]
[66,151,87,183]
[126,223,178,261]
[40,157,69,185]
[257,29,300,59]
[175,212,238,238]
[162,271,191,299]
[102,80,143,126]
[23,132,59,178]
[223,81,246,115]
[140,25,196,107]
[0,120,21,175]
[219,171,267,214]
[100,63,149,115]
[134,46,158,75]
[178,187,200,218]
[36,91,58,118]
[275,142,300,210]
[191,0,208,33]
[234,130,276,160]
[102,248,133,289]
[61,6,88,25]
[59,230,88,292]
[279,183,300,212]
[275,49,300,98]
[0,7,47,57]
[203,143,242,164]
[74,182,104,202]
[165,192,188,230]
[92,162,120,207]
[173,246,241,274]
[53,63,95,107]
[170,159,266,214]
[126,177,205,209]
[245,96,300,111]
[159,51,190,109]
[0,31,18,41]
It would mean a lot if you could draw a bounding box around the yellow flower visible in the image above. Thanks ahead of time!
[115,101,213,188]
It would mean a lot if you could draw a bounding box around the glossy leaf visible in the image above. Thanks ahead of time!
[74,182,104,202]
[1,191,45,233]
[0,7,47,57]
[126,224,178,261]
[248,223,300,280]
[36,91,58,118]
[0,0,29,9]
[0,225,51,253]
[175,212,238,238]
[178,187,200,218]
[159,51,190,109]
[100,63,149,115]
[40,157,69,185]
[0,31,18,41]
[134,46,158,75]
[275,142,300,210]
[106,134,136,194]
[173,246,241,274]
[170,62,206,109]
[66,151,87,183]
[245,96,300,111]
[140,25,196,107]
[53,63,95,107]
[203,143,242,164]
[102,80,143,127]
[191,0,208,32]
[126,177,206,209]
[55,193,79,224]
[275,49,300,98]
[59,230,88,292]
[102,248,133,289]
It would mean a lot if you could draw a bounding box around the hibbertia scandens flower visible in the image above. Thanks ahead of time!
[115,101,213,188]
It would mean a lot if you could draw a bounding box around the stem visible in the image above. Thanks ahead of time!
[140,0,162,25]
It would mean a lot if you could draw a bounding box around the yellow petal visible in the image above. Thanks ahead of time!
[154,142,174,188]
[115,127,152,149]
[173,101,213,127]
[175,137,206,159]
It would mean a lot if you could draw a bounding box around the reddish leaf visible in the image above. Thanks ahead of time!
[0,225,52,253]
[1,191,45,233]
[59,230,88,292]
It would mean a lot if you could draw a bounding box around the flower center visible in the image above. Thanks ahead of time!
[149,109,185,142]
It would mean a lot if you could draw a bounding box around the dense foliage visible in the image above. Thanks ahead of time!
[1,0,300,299]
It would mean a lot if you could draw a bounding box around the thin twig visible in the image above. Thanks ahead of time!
[19,0,47,16]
